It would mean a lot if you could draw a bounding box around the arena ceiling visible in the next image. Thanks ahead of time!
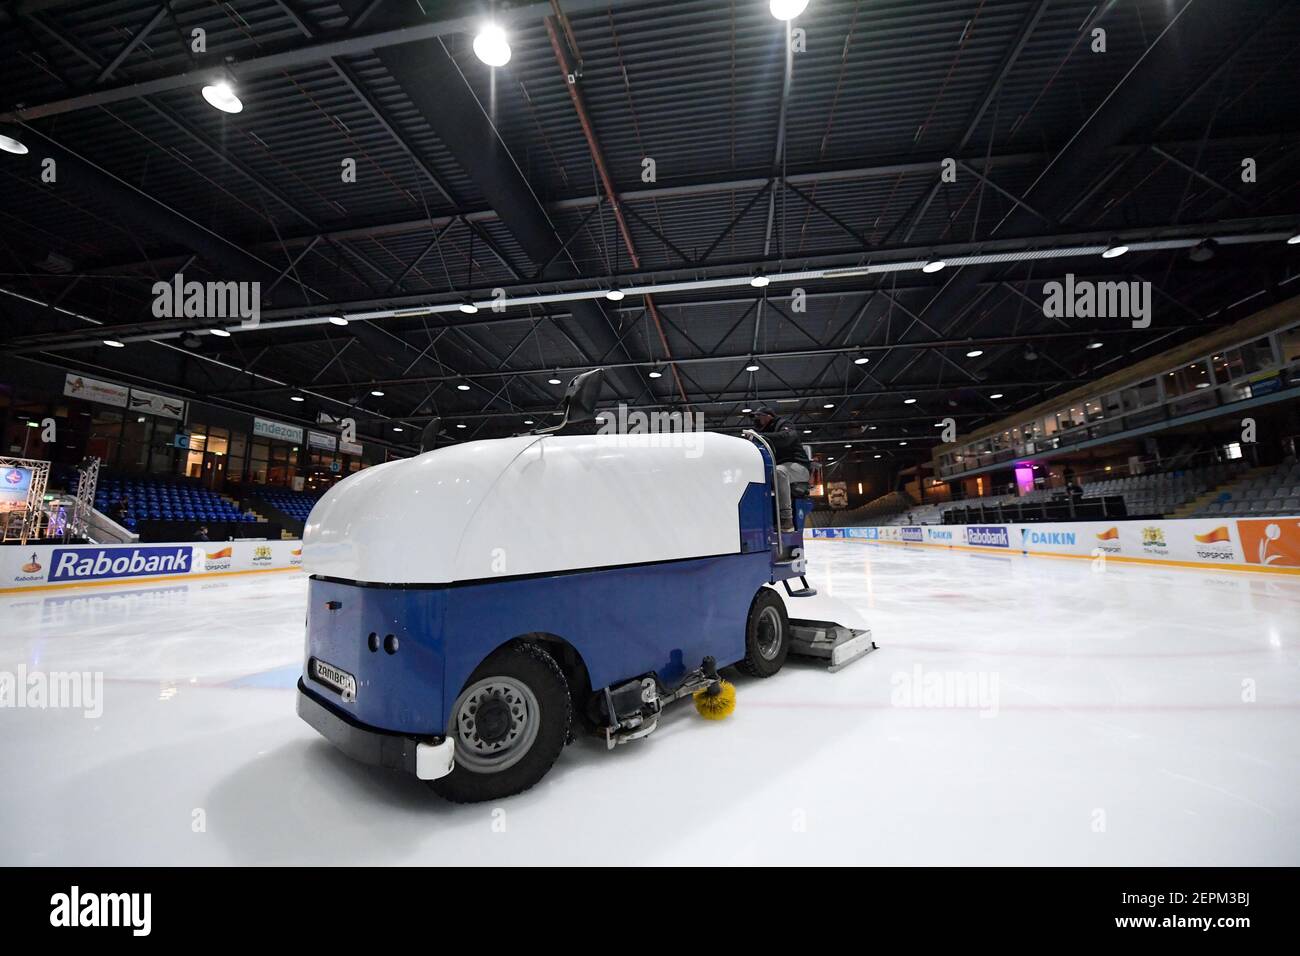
[1,0,1298,462]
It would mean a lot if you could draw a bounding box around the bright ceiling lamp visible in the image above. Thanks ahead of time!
[1101,243,1129,259]
[605,289,626,301]
[456,423,467,429]
[770,0,810,20]
[459,301,479,315]
[853,355,869,365]
[201,81,243,114]
[103,339,125,348]
[328,316,348,326]
[823,402,834,409]
[290,395,305,402]
[745,361,760,372]
[903,398,917,404]
[647,367,663,379]
[548,373,562,385]
[210,328,231,337]
[473,24,512,67]
[0,133,29,155]
[742,407,753,414]
[1287,233,1300,245]
[371,389,385,396]
[750,274,770,288]
[1086,340,1103,350]
[921,260,946,274]
[456,383,471,391]
[990,393,1003,399]
[393,426,404,432]
[965,349,983,358]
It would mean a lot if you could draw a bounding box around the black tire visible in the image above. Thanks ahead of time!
[429,642,571,803]
[735,587,790,678]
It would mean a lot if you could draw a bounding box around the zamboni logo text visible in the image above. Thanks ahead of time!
[50,547,193,582]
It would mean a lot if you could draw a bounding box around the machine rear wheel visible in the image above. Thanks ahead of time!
[736,588,790,678]
[429,642,571,803]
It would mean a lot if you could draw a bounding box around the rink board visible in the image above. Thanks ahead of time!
[810,515,1300,574]
[0,539,303,592]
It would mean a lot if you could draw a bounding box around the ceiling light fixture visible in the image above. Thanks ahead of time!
[456,423,467,429]
[457,383,471,391]
[1101,242,1129,259]
[0,134,29,155]
[209,328,231,337]
[458,301,479,315]
[371,389,385,396]
[1086,340,1103,350]
[745,361,760,372]
[290,395,305,402]
[922,260,946,274]
[103,339,125,348]
[990,393,1004,399]
[853,355,869,365]
[769,0,810,20]
[201,81,243,114]
[473,24,512,67]
[648,367,663,379]
[965,349,983,358]
[1287,233,1300,245]
[548,374,562,385]
[823,403,835,409]
[749,274,770,288]
[328,316,348,326]
[605,289,625,301]
[903,398,916,405]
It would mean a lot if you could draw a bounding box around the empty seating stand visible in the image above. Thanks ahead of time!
[1190,459,1300,518]
[85,475,260,540]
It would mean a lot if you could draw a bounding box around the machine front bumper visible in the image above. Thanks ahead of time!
[297,679,455,781]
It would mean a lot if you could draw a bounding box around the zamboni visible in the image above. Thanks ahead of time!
[296,371,874,802]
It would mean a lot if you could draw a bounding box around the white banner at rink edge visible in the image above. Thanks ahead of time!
[810,515,1300,574]
[0,539,303,592]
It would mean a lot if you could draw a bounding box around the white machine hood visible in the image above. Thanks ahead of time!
[302,431,765,585]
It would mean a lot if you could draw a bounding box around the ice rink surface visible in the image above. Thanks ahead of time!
[2,539,1297,866]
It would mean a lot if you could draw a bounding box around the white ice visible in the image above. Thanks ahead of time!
[1,539,1297,865]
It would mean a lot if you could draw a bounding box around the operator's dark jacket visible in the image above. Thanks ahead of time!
[759,417,812,468]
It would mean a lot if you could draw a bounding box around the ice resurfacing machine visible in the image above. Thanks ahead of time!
[297,370,874,802]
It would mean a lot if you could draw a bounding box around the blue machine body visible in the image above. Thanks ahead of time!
[300,442,810,737]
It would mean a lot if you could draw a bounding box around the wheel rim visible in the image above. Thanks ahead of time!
[755,605,784,660]
[450,676,541,774]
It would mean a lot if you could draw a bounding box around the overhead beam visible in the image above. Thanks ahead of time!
[0,0,639,122]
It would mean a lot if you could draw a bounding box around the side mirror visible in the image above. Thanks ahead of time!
[419,417,442,453]
[534,369,605,434]
[562,368,604,425]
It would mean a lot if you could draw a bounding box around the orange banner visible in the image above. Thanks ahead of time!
[1236,519,1300,568]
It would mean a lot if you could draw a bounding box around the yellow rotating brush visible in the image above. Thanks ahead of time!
[692,656,736,720]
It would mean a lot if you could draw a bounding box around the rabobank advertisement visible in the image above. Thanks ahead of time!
[49,546,194,583]
[0,539,305,591]
[810,516,1300,574]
